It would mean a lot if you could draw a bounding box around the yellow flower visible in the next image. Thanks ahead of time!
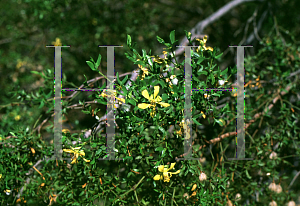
[138,86,170,117]
[16,59,27,69]
[137,61,149,80]
[195,35,213,52]
[201,111,206,119]
[0,174,2,179]
[165,75,177,94]
[62,129,70,134]
[63,146,90,164]
[191,183,197,191]
[100,89,125,109]
[14,115,21,121]
[4,189,11,193]
[153,162,181,182]
[52,38,62,46]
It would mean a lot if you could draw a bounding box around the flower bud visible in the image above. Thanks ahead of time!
[199,157,206,163]
[269,151,277,160]
[287,201,296,206]
[269,200,277,206]
[235,193,242,202]
[199,172,207,182]
[226,180,230,188]
[268,182,277,192]
[276,184,282,193]
[183,193,189,200]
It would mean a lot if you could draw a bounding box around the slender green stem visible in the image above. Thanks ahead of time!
[282,99,300,111]
[134,190,139,203]
[98,71,113,84]
[118,176,145,200]
[32,114,43,130]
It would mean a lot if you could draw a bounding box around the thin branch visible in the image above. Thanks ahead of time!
[65,72,132,101]
[189,0,265,36]
[84,0,265,140]
[15,159,45,203]
[287,171,300,190]
[175,81,295,160]
[244,8,268,44]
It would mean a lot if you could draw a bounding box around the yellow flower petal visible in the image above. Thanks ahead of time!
[201,111,206,119]
[71,158,78,164]
[138,103,151,109]
[171,170,180,175]
[153,174,162,181]
[116,97,125,103]
[153,86,159,99]
[78,151,85,156]
[63,149,74,153]
[158,102,170,107]
[191,184,197,191]
[141,90,150,100]
[168,163,176,171]
[163,177,170,182]
[83,158,90,162]
[149,94,154,101]
[158,165,165,172]
[72,147,82,150]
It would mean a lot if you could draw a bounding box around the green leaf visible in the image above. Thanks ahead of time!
[245,170,252,179]
[127,34,132,47]
[184,30,191,41]
[221,68,228,76]
[86,61,95,71]
[197,56,206,64]
[192,118,202,126]
[156,36,165,43]
[158,126,166,135]
[170,30,175,44]
[31,71,42,76]
[79,191,84,196]
[117,72,121,85]
[215,52,223,59]
[95,54,102,68]
[38,99,45,109]
[121,75,128,85]
[155,147,164,152]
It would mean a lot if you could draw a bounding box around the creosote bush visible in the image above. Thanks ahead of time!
[0,30,300,206]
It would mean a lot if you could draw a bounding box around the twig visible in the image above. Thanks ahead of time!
[189,0,265,36]
[287,171,300,190]
[113,176,145,202]
[175,81,295,160]
[16,159,44,201]
[65,72,132,101]
[84,0,265,140]
[244,8,268,45]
